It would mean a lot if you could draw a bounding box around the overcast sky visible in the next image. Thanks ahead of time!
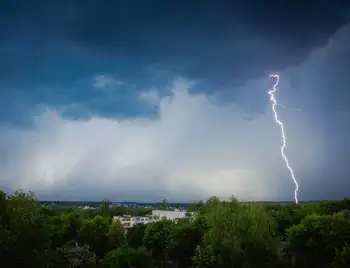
[1,0,350,202]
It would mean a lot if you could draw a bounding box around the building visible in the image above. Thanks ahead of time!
[151,209,188,221]
[113,209,192,234]
[113,215,152,229]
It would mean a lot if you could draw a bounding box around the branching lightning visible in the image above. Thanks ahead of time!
[268,74,299,204]
[276,104,303,113]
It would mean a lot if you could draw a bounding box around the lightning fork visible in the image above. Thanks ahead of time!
[268,74,299,204]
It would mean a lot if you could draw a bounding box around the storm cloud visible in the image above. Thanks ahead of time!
[0,0,349,201]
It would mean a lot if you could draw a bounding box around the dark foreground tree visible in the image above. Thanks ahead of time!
[143,219,175,264]
[287,210,350,268]
[107,220,125,250]
[0,190,52,267]
[193,197,283,268]
[78,215,109,258]
[103,246,152,268]
[333,245,350,268]
[126,223,147,248]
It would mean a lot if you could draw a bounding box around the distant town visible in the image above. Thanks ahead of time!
[40,199,197,235]
[40,201,192,209]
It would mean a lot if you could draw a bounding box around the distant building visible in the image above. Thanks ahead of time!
[82,206,95,210]
[113,215,152,229]
[113,209,193,234]
[151,209,188,221]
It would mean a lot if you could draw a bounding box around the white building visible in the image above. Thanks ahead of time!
[113,215,152,229]
[151,209,188,221]
[113,209,191,233]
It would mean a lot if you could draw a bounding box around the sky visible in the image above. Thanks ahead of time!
[1,0,350,202]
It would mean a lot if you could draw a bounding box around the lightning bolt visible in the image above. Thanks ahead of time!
[276,104,303,113]
[268,74,299,204]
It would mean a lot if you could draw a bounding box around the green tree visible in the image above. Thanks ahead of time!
[0,190,52,267]
[192,244,216,268]
[161,199,167,210]
[167,221,200,268]
[193,197,282,268]
[320,199,350,215]
[143,220,175,264]
[78,215,109,257]
[267,205,295,239]
[333,245,350,268]
[188,201,204,213]
[0,189,7,223]
[49,214,68,248]
[103,246,152,268]
[40,205,57,217]
[286,211,350,268]
[266,202,327,239]
[101,198,111,217]
[44,249,71,268]
[107,220,125,250]
[49,211,83,248]
[126,223,147,248]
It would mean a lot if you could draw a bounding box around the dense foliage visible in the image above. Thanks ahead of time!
[0,189,349,268]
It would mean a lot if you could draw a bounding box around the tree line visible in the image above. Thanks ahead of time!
[0,189,350,268]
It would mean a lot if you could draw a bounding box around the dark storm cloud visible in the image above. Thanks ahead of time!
[1,0,349,126]
[1,0,350,86]
[58,0,349,78]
